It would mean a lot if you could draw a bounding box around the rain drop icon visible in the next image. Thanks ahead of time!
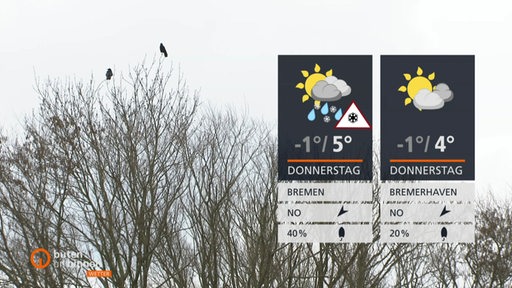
[338,226,345,240]
[307,109,316,121]
[334,108,343,120]
[321,103,329,115]
[441,227,447,240]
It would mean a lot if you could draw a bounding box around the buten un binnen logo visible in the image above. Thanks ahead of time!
[29,248,112,277]
[31,248,51,269]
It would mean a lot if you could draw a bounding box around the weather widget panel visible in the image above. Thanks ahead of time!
[276,182,373,243]
[380,55,474,181]
[380,56,475,243]
[380,182,475,243]
[278,55,372,181]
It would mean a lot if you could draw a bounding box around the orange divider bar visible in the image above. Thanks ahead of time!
[390,159,466,163]
[287,159,363,163]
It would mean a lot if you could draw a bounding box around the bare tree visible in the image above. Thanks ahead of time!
[0,117,88,286]
[0,61,198,287]
[182,108,275,287]
[464,196,512,287]
[425,243,465,287]
[2,58,512,288]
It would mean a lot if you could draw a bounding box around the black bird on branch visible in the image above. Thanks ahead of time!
[106,68,113,80]
[160,43,168,57]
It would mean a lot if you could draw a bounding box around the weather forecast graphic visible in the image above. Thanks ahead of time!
[278,55,373,243]
[380,55,475,243]
[381,55,474,181]
[399,66,454,110]
[278,55,373,181]
[295,64,352,123]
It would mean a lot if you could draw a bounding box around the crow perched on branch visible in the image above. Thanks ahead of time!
[160,43,168,57]
[106,68,113,80]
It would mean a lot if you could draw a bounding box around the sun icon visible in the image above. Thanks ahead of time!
[399,66,436,106]
[296,64,332,107]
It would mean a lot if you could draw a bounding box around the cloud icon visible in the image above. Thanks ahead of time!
[413,89,444,110]
[434,83,454,102]
[311,76,351,102]
[413,83,454,110]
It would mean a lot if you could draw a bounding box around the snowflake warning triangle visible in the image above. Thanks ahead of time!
[335,101,371,129]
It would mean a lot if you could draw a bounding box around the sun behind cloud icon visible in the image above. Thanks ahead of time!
[296,64,332,107]
[398,66,454,110]
[296,64,351,106]
[296,64,352,123]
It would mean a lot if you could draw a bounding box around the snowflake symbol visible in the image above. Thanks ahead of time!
[348,113,358,123]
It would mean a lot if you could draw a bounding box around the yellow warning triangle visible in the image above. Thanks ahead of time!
[335,101,371,129]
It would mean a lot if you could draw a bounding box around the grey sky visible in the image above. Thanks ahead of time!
[1,0,511,197]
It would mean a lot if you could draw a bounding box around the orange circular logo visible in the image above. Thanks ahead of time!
[30,248,51,269]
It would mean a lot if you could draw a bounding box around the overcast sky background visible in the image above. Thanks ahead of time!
[1,0,511,199]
